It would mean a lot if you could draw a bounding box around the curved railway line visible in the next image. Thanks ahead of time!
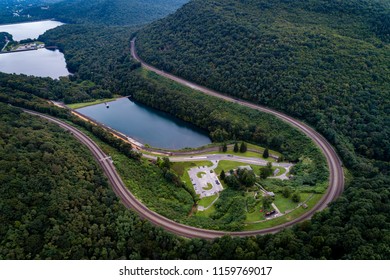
[22,40,344,239]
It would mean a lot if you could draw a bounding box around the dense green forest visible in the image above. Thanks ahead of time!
[136,0,390,171]
[0,0,57,24]
[39,24,140,93]
[0,0,189,25]
[0,0,389,259]
[0,103,181,259]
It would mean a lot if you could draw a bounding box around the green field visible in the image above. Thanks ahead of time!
[214,160,287,177]
[196,204,216,218]
[197,171,207,178]
[273,196,298,213]
[67,97,120,109]
[243,194,322,231]
[215,160,252,174]
[198,194,218,208]
[171,161,212,177]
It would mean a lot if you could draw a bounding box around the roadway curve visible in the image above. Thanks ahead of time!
[130,39,344,211]
[22,39,344,238]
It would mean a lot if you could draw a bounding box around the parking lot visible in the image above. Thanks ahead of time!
[188,161,223,198]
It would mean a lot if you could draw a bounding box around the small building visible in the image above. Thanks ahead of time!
[266,191,275,197]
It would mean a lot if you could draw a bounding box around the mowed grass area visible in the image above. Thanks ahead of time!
[196,204,216,217]
[198,194,218,208]
[203,183,213,190]
[214,160,287,177]
[197,171,207,178]
[171,161,213,177]
[172,161,213,191]
[250,165,287,176]
[273,195,298,213]
[215,160,251,174]
[243,194,322,230]
[67,96,120,109]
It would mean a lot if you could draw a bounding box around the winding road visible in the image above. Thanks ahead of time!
[130,38,344,217]
[21,39,344,239]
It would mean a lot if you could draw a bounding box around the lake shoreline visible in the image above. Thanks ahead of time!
[76,98,212,150]
[0,20,69,79]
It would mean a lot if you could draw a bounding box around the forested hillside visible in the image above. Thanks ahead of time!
[23,0,189,25]
[136,0,390,172]
[1,0,389,259]
[39,24,139,93]
[0,0,61,24]
[12,21,388,258]
[0,104,182,259]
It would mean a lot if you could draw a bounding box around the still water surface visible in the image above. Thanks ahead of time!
[77,98,212,150]
[0,20,69,79]
[0,49,69,78]
[0,20,63,41]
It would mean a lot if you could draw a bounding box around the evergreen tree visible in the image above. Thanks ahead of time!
[233,142,239,152]
[263,148,269,159]
[220,170,226,180]
[239,142,247,153]
[222,143,228,152]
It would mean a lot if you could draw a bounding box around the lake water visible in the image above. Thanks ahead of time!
[0,20,63,41]
[77,98,211,150]
[0,20,69,79]
[0,49,70,78]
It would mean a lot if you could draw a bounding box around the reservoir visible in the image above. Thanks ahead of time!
[77,98,212,150]
[0,20,63,41]
[0,20,69,79]
[0,49,69,78]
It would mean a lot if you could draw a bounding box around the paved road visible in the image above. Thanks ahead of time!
[144,153,293,168]
[131,38,345,214]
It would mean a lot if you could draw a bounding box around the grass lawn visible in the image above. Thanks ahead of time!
[243,194,323,231]
[67,96,120,109]
[171,161,212,177]
[215,160,288,177]
[172,161,213,192]
[196,205,216,217]
[246,143,281,157]
[198,194,218,208]
[215,160,254,174]
[273,195,299,213]
[202,149,276,162]
[250,165,287,176]
[197,171,207,178]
